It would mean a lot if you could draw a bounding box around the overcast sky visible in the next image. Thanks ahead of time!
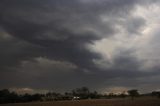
[0,0,160,93]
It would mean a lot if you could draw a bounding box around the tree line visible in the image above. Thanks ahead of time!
[0,89,42,104]
[0,87,159,104]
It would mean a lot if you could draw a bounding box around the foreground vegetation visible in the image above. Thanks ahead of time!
[0,97,160,106]
[0,87,160,105]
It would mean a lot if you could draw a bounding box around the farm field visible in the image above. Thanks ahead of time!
[0,97,160,106]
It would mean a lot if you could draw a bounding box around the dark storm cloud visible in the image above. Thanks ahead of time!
[0,0,102,72]
[0,0,136,71]
[0,0,160,92]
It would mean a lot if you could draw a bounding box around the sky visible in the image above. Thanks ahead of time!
[0,0,160,94]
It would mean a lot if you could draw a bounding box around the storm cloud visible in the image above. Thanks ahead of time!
[0,0,160,93]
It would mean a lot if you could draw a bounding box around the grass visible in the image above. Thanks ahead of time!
[0,97,160,106]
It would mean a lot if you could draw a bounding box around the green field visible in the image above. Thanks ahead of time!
[0,97,160,106]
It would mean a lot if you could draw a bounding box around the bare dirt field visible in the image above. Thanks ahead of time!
[1,97,160,106]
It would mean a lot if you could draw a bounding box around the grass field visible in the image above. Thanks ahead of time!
[0,97,160,106]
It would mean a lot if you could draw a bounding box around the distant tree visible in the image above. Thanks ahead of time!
[46,92,52,97]
[64,92,73,100]
[46,92,63,101]
[31,94,42,101]
[21,93,33,102]
[127,89,139,100]
[72,87,90,99]
[89,91,100,99]
[8,92,19,103]
[0,89,20,104]
[152,91,160,98]
[0,89,10,103]
[119,91,127,98]
[0,89,47,104]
